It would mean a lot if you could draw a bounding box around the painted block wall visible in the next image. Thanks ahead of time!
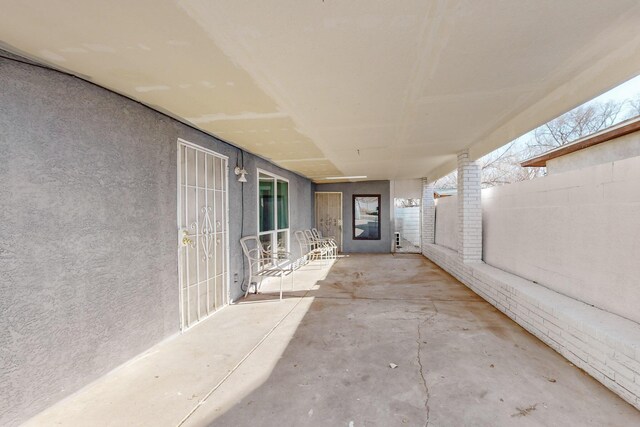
[434,195,458,251]
[547,131,640,175]
[315,181,391,253]
[482,155,640,324]
[394,206,421,246]
[0,55,313,426]
[432,155,640,324]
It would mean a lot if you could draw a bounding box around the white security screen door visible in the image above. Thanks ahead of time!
[177,140,229,331]
[315,192,342,251]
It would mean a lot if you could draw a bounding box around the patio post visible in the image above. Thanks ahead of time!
[457,150,482,262]
[421,178,435,247]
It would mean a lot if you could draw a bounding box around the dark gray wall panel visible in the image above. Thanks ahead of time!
[0,56,313,426]
[315,181,391,253]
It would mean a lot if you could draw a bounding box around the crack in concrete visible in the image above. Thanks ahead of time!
[416,320,430,427]
[417,302,438,427]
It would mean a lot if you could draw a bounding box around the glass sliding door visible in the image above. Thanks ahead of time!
[258,171,290,256]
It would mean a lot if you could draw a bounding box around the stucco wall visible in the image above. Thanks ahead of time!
[315,181,391,253]
[482,155,640,324]
[434,195,458,251]
[547,131,640,174]
[0,56,313,426]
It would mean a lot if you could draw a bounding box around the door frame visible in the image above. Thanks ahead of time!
[176,138,230,332]
[315,191,343,251]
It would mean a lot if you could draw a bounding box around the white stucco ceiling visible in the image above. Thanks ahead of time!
[1,0,640,182]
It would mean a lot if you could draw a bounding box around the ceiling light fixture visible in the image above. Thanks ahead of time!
[323,176,368,180]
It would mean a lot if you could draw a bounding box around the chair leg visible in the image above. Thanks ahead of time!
[244,275,252,298]
[257,276,264,294]
[279,274,283,301]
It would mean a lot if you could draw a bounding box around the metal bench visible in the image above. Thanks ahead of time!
[240,236,297,301]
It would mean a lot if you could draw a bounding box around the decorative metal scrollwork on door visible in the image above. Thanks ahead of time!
[200,206,215,261]
[318,216,336,235]
[179,143,229,331]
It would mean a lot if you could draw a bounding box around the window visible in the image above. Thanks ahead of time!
[258,170,289,254]
[353,195,381,240]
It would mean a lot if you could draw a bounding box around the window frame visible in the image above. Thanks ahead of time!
[256,168,290,255]
[352,194,382,241]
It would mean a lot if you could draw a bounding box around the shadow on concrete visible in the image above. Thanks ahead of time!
[186,254,640,427]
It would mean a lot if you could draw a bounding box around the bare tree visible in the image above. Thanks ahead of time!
[433,170,457,191]
[435,141,544,190]
[478,139,547,188]
[489,99,627,187]
[435,98,628,190]
[528,100,625,156]
[629,94,640,117]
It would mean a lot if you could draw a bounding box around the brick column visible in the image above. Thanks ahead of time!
[421,178,435,247]
[457,150,482,262]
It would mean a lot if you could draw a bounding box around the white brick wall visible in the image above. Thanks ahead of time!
[421,178,435,247]
[395,206,421,246]
[482,154,640,324]
[422,243,640,410]
[434,195,458,251]
[457,151,482,262]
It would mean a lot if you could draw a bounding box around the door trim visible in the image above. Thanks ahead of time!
[176,138,230,332]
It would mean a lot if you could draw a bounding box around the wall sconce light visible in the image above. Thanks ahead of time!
[234,166,248,183]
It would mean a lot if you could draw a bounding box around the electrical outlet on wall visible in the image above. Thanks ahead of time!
[233,273,238,283]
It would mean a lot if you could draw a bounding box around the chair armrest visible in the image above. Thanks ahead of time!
[272,251,296,262]
[260,255,293,262]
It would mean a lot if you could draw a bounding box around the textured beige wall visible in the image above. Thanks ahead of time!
[432,156,640,323]
[547,132,640,174]
[482,156,640,323]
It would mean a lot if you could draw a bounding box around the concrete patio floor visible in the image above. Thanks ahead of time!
[24,254,640,426]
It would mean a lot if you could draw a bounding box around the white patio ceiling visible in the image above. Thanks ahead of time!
[2,0,640,182]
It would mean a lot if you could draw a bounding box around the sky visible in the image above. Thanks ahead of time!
[436,73,640,187]
[509,73,640,156]
[592,74,640,104]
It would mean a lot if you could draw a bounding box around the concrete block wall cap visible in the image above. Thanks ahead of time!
[424,243,640,408]
[612,351,640,374]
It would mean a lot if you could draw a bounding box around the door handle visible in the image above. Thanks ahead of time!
[179,229,194,247]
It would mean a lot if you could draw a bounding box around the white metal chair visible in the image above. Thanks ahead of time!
[312,228,338,258]
[240,236,296,301]
[295,230,327,262]
[303,229,333,261]
[295,230,313,262]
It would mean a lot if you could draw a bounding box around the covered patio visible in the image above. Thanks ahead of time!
[2,1,640,424]
[24,255,640,426]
